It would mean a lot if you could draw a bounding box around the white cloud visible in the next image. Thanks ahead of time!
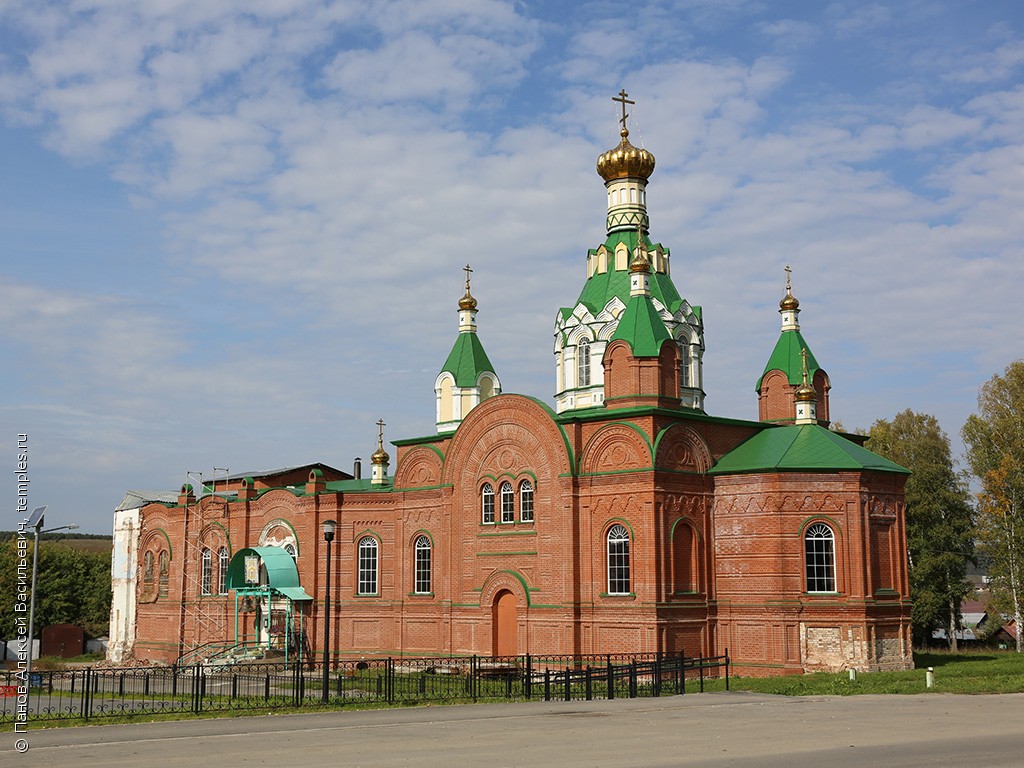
[2,1,1023,533]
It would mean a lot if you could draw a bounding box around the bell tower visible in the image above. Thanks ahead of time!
[553,91,705,413]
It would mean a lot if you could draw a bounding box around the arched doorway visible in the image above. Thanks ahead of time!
[492,590,518,657]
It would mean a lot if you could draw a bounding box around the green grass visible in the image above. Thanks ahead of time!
[701,651,1024,696]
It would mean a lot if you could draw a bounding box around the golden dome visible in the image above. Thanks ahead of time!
[795,381,817,402]
[597,130,656,182]
[630,231,650,273]
[780,265,799,311]
[458,263,477,310]
[629,251,651,273]
[371,418,389,464]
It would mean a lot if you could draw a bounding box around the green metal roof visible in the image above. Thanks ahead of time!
[440,331,496,387]
[571,231,684,316]
[756,329,820,391]
[323,477,390,492]
[709,424,910,476]
[610,292,672,357]
[225,546,313,600]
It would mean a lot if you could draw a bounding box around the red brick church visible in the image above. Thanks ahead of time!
[109,94,913,675]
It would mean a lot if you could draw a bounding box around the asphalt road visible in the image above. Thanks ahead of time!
[6,692,1024,767]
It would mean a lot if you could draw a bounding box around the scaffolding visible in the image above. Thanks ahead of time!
[177,467,231,660]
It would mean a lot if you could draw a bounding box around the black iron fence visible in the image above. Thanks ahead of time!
[0,650,728,724]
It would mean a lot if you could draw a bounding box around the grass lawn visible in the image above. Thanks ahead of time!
[702,651,1024,696]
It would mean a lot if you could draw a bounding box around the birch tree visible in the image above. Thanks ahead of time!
[963,361,1024,652]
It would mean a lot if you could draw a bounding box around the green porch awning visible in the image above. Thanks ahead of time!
[225,546,313,601]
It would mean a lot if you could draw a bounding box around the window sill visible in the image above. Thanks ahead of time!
[600,592,636,599]
[407,592,435,598]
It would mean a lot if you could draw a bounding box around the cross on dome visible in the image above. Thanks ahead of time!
[613,89,635,137]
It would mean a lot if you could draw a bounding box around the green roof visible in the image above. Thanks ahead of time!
[610,292,671,357]
[573,231,684,316]
[324,477,390,492]
[225,547,313,601]
[710,424,910,475]
[440,331,496,387]
[756,329,820,391]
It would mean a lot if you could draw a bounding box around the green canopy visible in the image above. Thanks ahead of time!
[225,546,313,601]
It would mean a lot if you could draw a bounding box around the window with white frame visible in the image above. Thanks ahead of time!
[805,523,836,593]
[201,548,212,595]
[414,535,431,595]
[680,342,691,387]
[481,483,495,524]
[218,547,229,594]
[607,524,631,595]
[500,481,514,523]
[578,339,591,388]
[519,480,534,522]
[357,536,379,595]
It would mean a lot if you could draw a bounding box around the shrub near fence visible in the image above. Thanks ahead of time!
[0,650,728,724]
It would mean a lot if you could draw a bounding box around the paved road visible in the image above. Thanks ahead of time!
[6,692,1024,767]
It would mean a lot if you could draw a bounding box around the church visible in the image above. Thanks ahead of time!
[108,93,913,676]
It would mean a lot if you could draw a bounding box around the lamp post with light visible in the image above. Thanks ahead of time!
[321,519,336,703]
[25,506,78,691]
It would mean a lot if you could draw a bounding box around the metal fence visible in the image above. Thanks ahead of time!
[0,650,728,724]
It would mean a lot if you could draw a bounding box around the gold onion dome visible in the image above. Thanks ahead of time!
[795,380,817,402]
[597,128,656,182]
[458,264,477,310]
[780,291,800,311]
[371,419,389,463]
[629,250,651,273]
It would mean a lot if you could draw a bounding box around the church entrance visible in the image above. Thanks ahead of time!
[492,590,518,656]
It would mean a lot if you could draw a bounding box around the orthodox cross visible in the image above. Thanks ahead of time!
[463,263,473,292]
[376,418,386,447]
[800,348,809,383]
[613,89,635,132]
[785,264,792,293]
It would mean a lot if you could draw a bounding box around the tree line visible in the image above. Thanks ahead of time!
[0,534,112,641]
[867,360,1024,651]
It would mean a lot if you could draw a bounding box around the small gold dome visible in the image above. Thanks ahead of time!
[629,249,651,273]
[597,130,656,182]
[458,263,477,310]
[795,381,816,402]
[371,445,389,464]
[780,292,800,311]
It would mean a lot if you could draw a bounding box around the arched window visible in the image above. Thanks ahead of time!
[218,547,229,594]
[519,480,534,523]
[481,483,495,524]
[500,481,515,523]
[143,551,154,584]
[805,523,836,593]
[201,548,212,595]
[414,535,431,595]
[578,339,591,388]
[283,542,297,560]
[607,524,631,595]
[357,537,379,595]
[680,342,691,388]
[158,551,169,596]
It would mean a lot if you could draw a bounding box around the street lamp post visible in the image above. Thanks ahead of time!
[25,506,78,691]
[321,519,336,703]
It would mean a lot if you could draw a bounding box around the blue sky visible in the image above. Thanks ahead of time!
[1,0,1022,533]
